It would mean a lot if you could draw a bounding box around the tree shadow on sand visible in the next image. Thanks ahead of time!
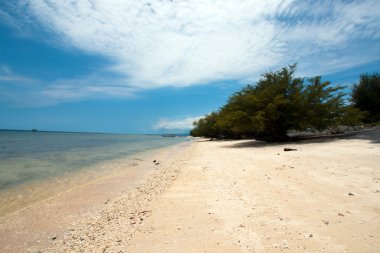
[222,127,380,149]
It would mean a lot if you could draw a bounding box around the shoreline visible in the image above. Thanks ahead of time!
[57,129,379,252]
[0,138,190,217]
[0,141,192,252]
[2,130,380,252]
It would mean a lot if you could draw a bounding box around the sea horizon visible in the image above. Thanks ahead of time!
[0,128,190,136]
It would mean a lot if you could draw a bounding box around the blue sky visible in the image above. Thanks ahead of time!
[1,1,379,134]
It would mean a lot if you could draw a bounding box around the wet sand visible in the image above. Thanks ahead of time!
[2,130,380,252]
[0,142,191,252]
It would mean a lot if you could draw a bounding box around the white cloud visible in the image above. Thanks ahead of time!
[154,116,204,130]
[2,0,380,101]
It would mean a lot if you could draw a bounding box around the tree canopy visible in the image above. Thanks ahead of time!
[191,65,362,141]
[351,73,380,123]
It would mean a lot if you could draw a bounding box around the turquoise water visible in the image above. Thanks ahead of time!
[0,131,186,191]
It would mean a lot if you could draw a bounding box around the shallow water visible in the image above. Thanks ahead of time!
[0,131,185,190]
[0,131,187,215]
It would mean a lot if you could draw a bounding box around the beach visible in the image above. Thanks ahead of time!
[0,140,191,252]
[1,129,380,252]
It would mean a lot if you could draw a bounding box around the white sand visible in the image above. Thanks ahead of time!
[1,130,380,252]
[0,142,191,252]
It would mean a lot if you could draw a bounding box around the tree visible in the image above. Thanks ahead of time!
[352,73,380,122]
[190,112,220,139]
[192,65,362,141]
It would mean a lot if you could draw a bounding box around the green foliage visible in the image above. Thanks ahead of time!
[190,112,220,139]
[191,65,363,140]
[352,73,380,122]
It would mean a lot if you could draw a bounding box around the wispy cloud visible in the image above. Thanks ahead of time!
[0,65,137,106]
[41,76,138,101]
[1,0,380,104]
[0,65,35,83]
[154,116,204,131]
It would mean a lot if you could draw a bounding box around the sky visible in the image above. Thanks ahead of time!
[0,0,379,134]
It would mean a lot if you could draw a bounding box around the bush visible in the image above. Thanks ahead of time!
[352,73,380,123]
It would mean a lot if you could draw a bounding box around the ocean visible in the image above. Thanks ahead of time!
[0,131,187,215]
[0,131,186,191]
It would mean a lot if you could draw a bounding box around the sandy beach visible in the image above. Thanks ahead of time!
[1,129,380,252]
[0,142,191,252]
